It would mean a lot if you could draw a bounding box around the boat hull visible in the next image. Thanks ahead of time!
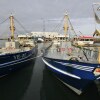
[0,47,37,77]
[42,57,100,95]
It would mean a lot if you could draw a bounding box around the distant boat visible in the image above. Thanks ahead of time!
[0,15,37,77]
[73,36,94,46]
[42,12,100,95]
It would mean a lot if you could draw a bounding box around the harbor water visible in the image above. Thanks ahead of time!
[0,43,100,100]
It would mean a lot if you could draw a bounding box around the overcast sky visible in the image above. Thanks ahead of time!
[0,0,99,36]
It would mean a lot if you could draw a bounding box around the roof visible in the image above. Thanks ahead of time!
[79,36,94,39]
[18,34,31,37]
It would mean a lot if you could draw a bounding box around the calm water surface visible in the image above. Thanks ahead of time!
[0,43,100,100]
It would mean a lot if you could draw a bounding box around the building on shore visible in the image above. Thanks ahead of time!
[31,32,58,38]
[30,32,69,42]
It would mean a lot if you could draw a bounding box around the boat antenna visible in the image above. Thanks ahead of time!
[9,13,15,41]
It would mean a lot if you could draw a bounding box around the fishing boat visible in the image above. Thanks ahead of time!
[0,15,37,77]
[73,36,94,46]
[42,10,100,95]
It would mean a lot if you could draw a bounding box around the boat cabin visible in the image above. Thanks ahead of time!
[74,36,94,46]
[18,34,35,47]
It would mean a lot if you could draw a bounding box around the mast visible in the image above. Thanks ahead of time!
[63,12,77,39]
[63,12,69,40]
[9,14,15,41]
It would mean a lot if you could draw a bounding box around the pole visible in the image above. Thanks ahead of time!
[63,12,69,40]
[9,14,15,41]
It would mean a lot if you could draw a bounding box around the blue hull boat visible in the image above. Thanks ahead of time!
[0,47,37,77]
[0,15,38,77]
[42,57,100,95]
[42,10,100,95]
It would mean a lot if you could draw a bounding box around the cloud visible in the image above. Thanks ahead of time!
[0,0,99,36]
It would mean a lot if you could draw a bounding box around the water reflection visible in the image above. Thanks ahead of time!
[0,60,35,100]
[41,67,100,100]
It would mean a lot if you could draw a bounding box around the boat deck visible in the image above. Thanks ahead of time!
[0,46,34,55]
[44,41,99,64]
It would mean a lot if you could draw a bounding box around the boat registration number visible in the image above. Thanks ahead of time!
[13,53,26,60]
